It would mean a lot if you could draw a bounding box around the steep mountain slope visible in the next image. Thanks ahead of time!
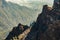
[25,1,60,40]
[0,0,39,40]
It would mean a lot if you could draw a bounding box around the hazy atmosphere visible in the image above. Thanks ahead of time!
[5,0,54,7]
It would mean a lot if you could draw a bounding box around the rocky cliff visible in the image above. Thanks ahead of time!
[25,0,60,40]
[5,23,30,40]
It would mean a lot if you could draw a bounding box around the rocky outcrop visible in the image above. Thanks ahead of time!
[5,23,29,40]
[18,28,31,40]
[25,0,60,40]
[25,5,52,40]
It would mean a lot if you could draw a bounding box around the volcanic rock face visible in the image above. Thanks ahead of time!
[25,0,60,40]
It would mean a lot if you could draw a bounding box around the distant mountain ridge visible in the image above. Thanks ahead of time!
[0,0,39,40]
